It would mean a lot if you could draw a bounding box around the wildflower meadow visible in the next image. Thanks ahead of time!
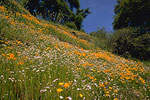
[0,1,150,100]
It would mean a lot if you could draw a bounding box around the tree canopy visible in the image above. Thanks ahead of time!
[23,0,90,30]
[113,0,150,32]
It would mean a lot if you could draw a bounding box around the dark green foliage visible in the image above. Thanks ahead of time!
[110,28,137,58]
[74,13,83,30]
[132,33,150,60]
[110,28,150,60]
[23,0,90,30]
[112,0,150,60]
[24,0,39,16]
[15,0,28,6]
[65,22,77,30]
[113,0,150,32]
[68,0,80,10]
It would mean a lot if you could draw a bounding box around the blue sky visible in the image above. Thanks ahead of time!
[80,0,117,33]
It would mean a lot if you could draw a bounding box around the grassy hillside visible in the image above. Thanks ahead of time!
[0,0,149,100]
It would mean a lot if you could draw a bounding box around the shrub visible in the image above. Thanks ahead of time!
[132,33,150,60]
[110,27,150,60]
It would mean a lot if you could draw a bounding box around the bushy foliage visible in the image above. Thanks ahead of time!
[65,22,77,30]
[110,28,150,60]
[113,0,150,32]
[132,33,150,60]
[90,27,111,50]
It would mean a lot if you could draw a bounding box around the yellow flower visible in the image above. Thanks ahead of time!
[99,82,104,87]
[106,91,109,94]
[114,90,118,93]
[23,56,28,60]
[2,54,5,56]
[105,94,110,96]
[105,82,108,85]
[5,41,9,44]
[68,82,71,85]
[7,53,16,60]
[125,77,130,80]
[57,88,63,93]
[64,83,70,88]
[79,94,83,97]
[18,61,24,65]
[0,6,5,12]
[139,77,145,84]
[109,87,112,90]
[82,53,86,56]
[121,81,125,83]
[114,98,119,100]
[89,76,94,80]
[16,40,22,44]
[59,82,64,85]
[92,78,96,82]
[13,57,17,60]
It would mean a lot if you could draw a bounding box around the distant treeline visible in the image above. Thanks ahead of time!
[90,0,150,60]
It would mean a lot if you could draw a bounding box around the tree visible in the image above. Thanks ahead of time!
[23,0,90,30]
[68,0,80,10]
[74,8,91,30]
[24,0,39,16]
[113,0,150,32]
[110,28,150,60]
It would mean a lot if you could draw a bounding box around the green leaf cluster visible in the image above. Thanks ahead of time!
[113,0,150,31]
[110,28,150,60]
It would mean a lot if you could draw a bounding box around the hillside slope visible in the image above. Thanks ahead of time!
[0,0,149,100]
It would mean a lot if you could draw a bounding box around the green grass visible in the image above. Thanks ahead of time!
[142,61,150,67]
